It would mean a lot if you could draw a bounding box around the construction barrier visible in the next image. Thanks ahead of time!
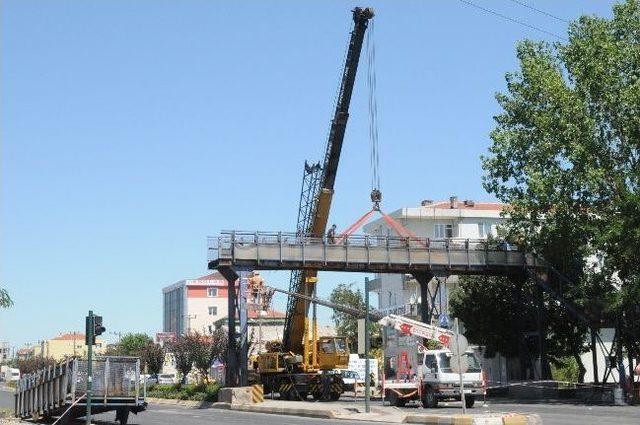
[251,384,264,403]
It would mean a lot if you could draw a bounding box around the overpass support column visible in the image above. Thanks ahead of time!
[413,272,435,325]
[218,266,240,387]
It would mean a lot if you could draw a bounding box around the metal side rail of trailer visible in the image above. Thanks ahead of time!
[14,356,147,424]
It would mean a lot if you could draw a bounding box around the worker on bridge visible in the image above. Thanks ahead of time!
[248,271,264,305]
[327,224,337,244]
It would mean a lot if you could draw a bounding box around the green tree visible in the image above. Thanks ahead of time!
[16,356,56,375]
[210,327,228,365]
[186,332,215,383]
[478,0,640,379]
[451,275,589,380]
[328,283,380,353]
[171,336,193,384]
[118,333,153,356]
[140,343,164,376]
[0,288,13,308]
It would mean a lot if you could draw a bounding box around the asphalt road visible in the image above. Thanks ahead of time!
[2,390,639,425]
[0,388,13,411]
[419,399,640,425]
[91,404,386,425]
[89,401,639,425]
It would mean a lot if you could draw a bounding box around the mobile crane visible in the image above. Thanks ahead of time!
[258,286,483,408]
[256,7,375,401]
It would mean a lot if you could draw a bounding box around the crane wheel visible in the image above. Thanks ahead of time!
[422,387,438,408]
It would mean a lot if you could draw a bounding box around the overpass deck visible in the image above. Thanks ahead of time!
[207,231,535,275]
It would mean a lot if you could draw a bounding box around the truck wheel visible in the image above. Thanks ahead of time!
[386,390,406,407]
[422,388,438,408]
[464,396,475,408]
[115,407,130,425]
[330,392,340,401]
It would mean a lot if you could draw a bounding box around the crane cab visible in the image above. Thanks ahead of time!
[317,336,349,370]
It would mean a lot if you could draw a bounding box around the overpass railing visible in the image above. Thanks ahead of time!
[207,231,529,271]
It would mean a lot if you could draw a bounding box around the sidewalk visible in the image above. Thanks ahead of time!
[211,399,542,424]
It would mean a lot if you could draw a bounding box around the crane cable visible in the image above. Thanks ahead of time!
[366,19,382,210]
[335,19,428,245]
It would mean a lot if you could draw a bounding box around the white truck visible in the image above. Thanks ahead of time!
[1,366,20,382]
[380,315,484,408]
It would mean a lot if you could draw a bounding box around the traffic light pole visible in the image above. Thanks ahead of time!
[86,311,94,425]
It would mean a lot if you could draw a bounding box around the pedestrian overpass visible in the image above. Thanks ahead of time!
[208,230,603,387]
[208,231,534,276]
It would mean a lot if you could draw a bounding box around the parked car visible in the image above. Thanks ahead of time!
[140,374,157,385]
[157,373,177,385]
[340,370,365,391]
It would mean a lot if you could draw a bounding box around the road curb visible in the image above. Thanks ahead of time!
[146,397,214,409]
[404,413,542,425]
[211,402,336,419]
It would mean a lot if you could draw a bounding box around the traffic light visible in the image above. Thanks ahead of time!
[94,315,106,338]
[85,314,106,346]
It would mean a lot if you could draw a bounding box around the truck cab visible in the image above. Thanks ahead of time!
[384,348,484,408]
[419,349,483,408]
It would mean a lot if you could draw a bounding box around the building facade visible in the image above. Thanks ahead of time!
[162,272,236,336]
[363,196,507,321]
[33,333,106,361]
[0,342,10,363]
[363,197,511,384]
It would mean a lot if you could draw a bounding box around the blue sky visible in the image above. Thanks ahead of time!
[1,0,616,348]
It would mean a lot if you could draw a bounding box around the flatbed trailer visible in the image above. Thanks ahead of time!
[14,356,146,424]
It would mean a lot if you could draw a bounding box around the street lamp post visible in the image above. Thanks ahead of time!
[364,277,371,413]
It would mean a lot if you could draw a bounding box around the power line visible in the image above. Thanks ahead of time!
[457,0,568,41]
[507,0,570,24]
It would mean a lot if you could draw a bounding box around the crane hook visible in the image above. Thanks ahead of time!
[370,188,382,211]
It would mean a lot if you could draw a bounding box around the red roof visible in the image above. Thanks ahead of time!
[193,272,227,281]
[248,309,286,319]
[52,332,85,341]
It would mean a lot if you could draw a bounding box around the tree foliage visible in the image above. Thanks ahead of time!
[171,336,193,383]
[328,283,381,353]
[140,343,164,376]
[454,0,640,382]
[16,357,56,375]
[118,333,154,357]
[186,332,216,383]
[0,288,13,308]
[210,327,228,365]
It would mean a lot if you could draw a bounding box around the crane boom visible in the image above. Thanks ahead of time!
[271,285,456,348]
[284,7,374,353]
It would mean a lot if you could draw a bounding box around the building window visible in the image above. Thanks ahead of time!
[436,224,454,238]
[479,222,492,238]
[208,306,218,316]
[207,288,218,297]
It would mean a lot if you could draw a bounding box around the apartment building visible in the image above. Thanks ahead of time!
[162,272,237,336]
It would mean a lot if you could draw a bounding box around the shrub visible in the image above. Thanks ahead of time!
[147,382,220,402]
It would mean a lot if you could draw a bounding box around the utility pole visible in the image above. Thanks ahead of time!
[455,318,467,414]
[86,311,94,425]
[364,277,371,413]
